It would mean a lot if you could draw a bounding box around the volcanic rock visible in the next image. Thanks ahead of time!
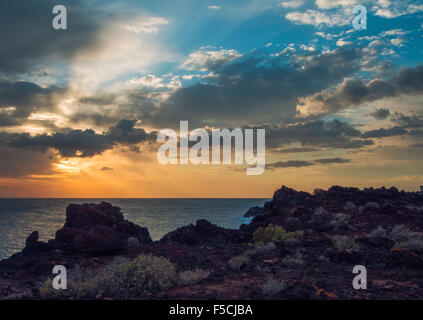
[160,219,247,247]
[54,202,152,253]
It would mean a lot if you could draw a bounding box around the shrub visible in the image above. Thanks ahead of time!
[394,239,423,252]
[40,255,175,299]
[178,269,210,286]
[94,255,175,297]
[331,235,361,252]
[390,225,422,241]
[253,224,304,246]
[387,225,423,252]
[39,278,93,300]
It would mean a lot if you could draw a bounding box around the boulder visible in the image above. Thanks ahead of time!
[22,231,50,254]
[160,219,246,247]
[54,202,152,253]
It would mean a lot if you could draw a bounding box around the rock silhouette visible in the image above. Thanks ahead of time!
[54,202,152,253]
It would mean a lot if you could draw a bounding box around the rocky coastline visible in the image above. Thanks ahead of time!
[1,185,423,300]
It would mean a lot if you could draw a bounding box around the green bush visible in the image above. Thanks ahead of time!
[40,255,176,299]
[394,239,423,252]
[253,224,304,246]
[177,269,210,286]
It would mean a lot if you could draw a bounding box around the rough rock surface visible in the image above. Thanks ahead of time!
[1,185,423,300]
[160,219,248,247]
[53,202,152,253]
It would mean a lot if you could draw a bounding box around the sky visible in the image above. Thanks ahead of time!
[0,0,423,197]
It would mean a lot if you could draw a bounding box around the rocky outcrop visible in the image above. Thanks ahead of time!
[244,206,265,218]
[51,202,152,253]
[2,185,423,300]
[160,219,248,247]
[22,231,50,254]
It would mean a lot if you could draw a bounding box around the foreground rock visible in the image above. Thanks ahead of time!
[53,202,152,253]
[1,185,423,300]
[160,219,248,247]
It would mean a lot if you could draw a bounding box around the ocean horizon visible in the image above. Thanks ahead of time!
[0,198,269,260]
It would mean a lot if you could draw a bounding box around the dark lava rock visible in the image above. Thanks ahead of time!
[160,219,246,247]
[244,206,265,217]
[22,231,50,255]
[54,202,152,253]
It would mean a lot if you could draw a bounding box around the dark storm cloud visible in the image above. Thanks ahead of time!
[0,0,103,74]
[70,93,157,128]
[266,157,351,170]
[264,119,374,150]
[139,47,364,128]
[360,113,423,139]
[6,120,157,158]
[370,108,391,120]
[362,126,407,138]
[279,147,320,153]
[393,113,423,129]
[266,160,314,169]
[298,65,423,115]
[410,143,423,148]
[0,81,65,126]
[314,157,351,164]
[0,144,56,178]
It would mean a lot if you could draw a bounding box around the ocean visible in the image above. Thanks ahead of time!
[0,198,268,260]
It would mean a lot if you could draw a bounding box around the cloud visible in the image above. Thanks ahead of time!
[0,80,66,126]
[297,64,423,116]
[373,0,423,18]
[360,113,423,139]
[279,147,320,153]
[279,1,303,9]
[266,157,351,170]
[370,108,391,120]
[285,9,351,27]
[264,119,374,150]
[0,0,103,74]
[121,17,169,34]
[100,166,114,171]
[390,38,404,47]
[393,114,423,129]
[336,39,353,47]
[181,49,242,71]
[6,119,156,158]
[207,5,221,10]
[362,126,407,138]
[315,0,364,9]
[0,143,56,178]
[314,157,351,164]
[138,47,364,128]
[267,160,314,169]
